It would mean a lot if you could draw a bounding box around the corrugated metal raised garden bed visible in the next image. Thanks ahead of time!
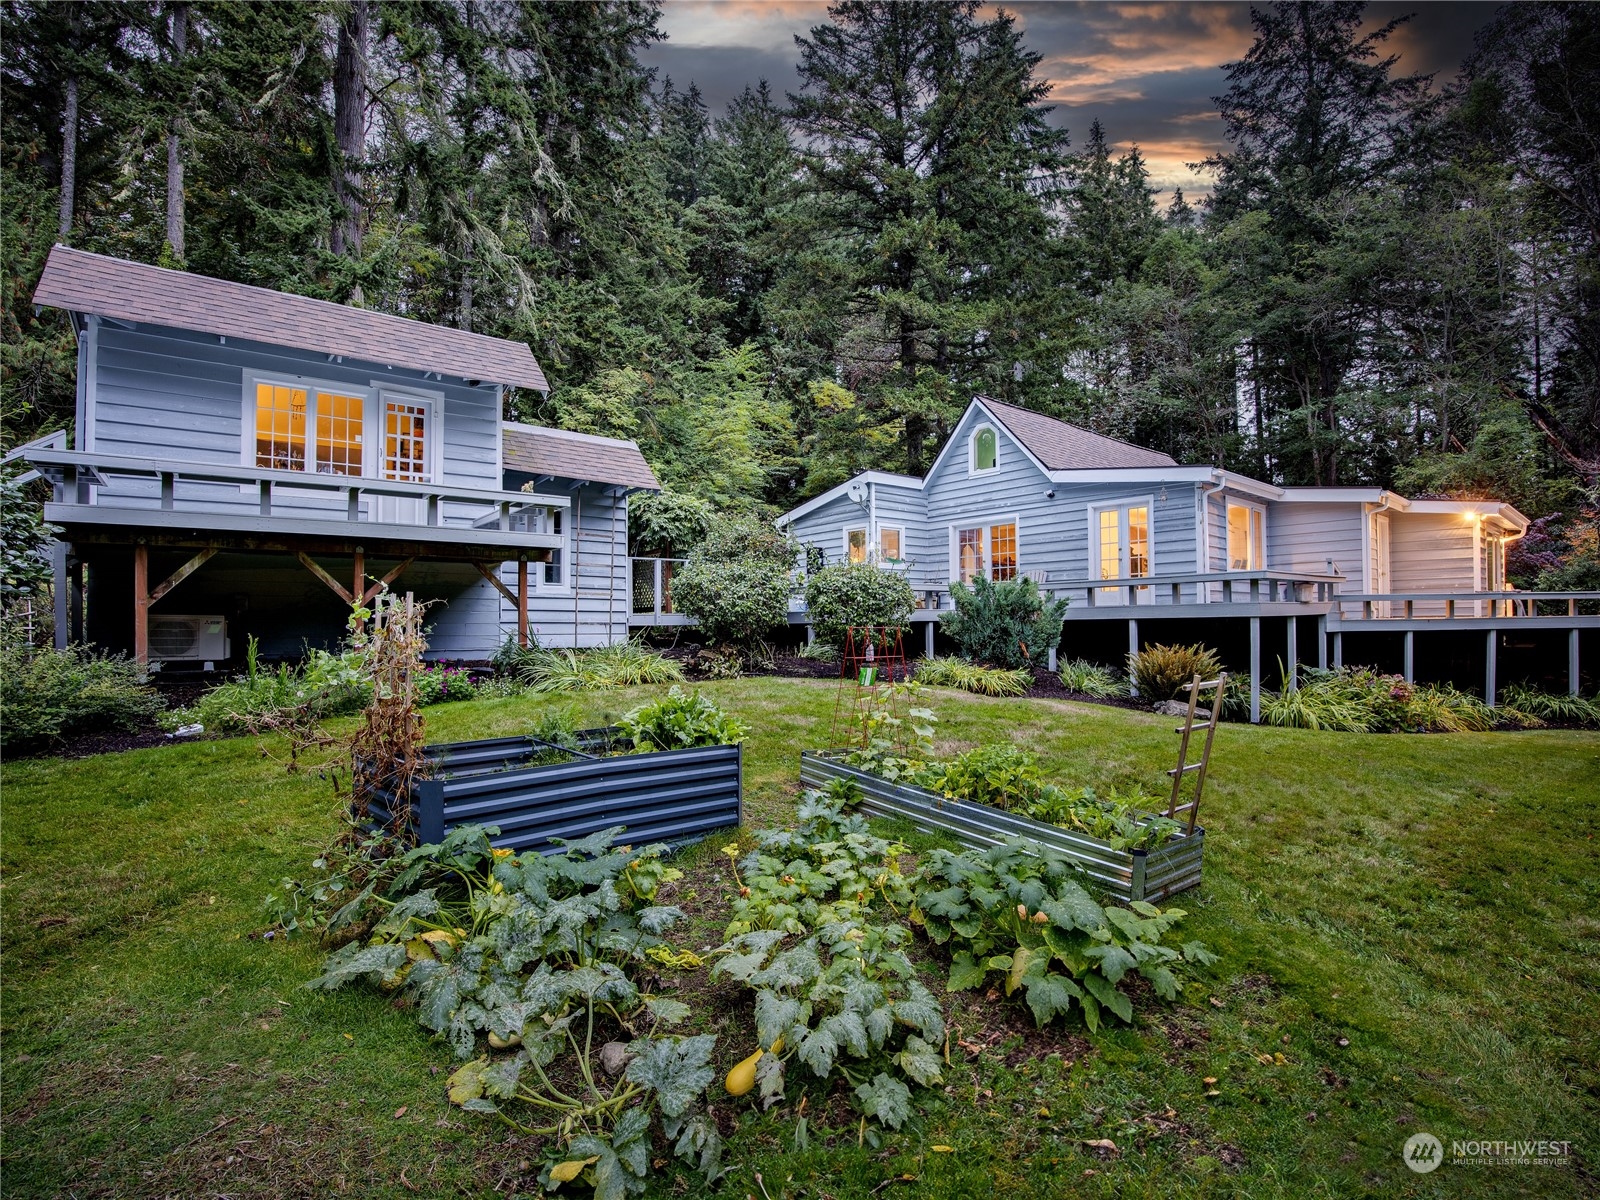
[800,749,1202,903]
[369,727,742,856]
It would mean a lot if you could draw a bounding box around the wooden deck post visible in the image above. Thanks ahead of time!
[70,556,84,644]
[353,549,365,611]
[133,543,149,666]
[1286,615,1298,692]
[1485,629,1497,707]
[1316,615,1327,670]
[1127,618,1140,697]
[1333,630,1343,668]
[923,619,933,659]
[1403,630,1414,683]
[51,540,68,651]
[1249,615,1261,723]
[1571,628,1581,697]
[517,558,529,648]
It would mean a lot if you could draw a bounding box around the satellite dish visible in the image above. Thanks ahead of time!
[846,481,867,504]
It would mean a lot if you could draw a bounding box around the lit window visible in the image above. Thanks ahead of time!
[1226,503,1262,570]
[1099,509,1120,581]
[846,528,868,564]
[957,527,984,582]
[1128,507,1150,578]
[384,399,430,482]
[990,523,1017,580]
[255,382,307,471]
[972,426,997,472]
[879,528,902,561]
[315,391,364,476]
[1095,503,1153,595]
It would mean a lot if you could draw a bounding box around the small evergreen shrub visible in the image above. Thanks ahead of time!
[1057,658,1124,698]
[1128,643,1224,701]
[670,516,797,647]
[618,686,748,751]
[0,637,165,751]
[803,561,916,648]
[914,655,1030,697]
[938,576,1068,670]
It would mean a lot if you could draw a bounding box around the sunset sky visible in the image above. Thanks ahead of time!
[638,1,1502,200]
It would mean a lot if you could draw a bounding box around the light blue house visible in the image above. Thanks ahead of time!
[777,397,1593,712]
[15,247,659,665]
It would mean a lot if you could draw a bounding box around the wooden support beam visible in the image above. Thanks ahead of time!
[134,543,149,665]
[924,620,934,659]
[149,546,217,604]
[361,557,414,604]
[1127,618,1140,696]
[1403,629,1414,682]
[517,558,529,647]
[1485,629,1498,707]
[1333,630,1343,668]
[297,551,354,604]
[353,549,365,608]
[473,561,518,608]
[1316,615,1327,670]
[1286,615,1298,692]
[1249,616,1261,723]
[1571,628,1581,697]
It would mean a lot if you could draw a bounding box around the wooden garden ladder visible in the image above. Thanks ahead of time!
[1166,671,1226,835]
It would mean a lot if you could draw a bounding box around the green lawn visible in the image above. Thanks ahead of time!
[3,680,1597,1198]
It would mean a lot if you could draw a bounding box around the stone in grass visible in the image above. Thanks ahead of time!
[1152,700,1211,719]
[599,1041,634,1077]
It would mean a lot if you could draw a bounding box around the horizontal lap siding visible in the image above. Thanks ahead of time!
[1267,501,1365,580]
[923,407,1196,587]
[1390,513,1478,615]
[424,484,631,653]
[90,320,501,493]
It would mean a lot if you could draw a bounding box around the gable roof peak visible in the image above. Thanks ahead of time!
[971,396,1178,471]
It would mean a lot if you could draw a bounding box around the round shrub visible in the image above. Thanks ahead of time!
[804,562,916,648]
[668,515,797,647]
[938,576,1068,670]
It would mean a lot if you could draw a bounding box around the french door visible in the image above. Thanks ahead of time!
[1094,502,1151,604]
[374,396,435,525]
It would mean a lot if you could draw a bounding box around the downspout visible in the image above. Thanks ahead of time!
[1198,473,1227,603]
[868,479,877,561]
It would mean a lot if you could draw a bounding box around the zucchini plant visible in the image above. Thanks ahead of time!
[304,825,724,1199]
[713,919,946,1139]
[911,839,1216,1031]
[722,785,915,938]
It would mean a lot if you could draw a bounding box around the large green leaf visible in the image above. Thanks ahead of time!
[1022,972,1081,1027]
[1084,943,1137,984]
[303,941,406,991]
[625,1035,717,1119]
[895,1036,945,1086]
[1080,971,1134,1023]
[946,950,989,992]
[854,1072,913,1129]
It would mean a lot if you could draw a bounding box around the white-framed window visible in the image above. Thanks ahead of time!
[248,375,368,476]
[844,526,869,564]
[526,503,570,593]
[878,525,905,562]
[243,373,444,484]
[1090,498,1153,592]
[1225,500,1264,570]
[949,517,1020,583]
[969,424,999,474]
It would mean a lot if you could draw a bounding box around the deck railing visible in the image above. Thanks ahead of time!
[1040,569,1344,609]
[24,446,568,547]
[1333,590,1599,620]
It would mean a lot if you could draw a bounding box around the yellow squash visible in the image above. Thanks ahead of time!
[724,1037,783,1096]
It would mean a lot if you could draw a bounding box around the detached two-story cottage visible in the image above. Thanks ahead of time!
[15,247,658,664]
[777,397,1592,711]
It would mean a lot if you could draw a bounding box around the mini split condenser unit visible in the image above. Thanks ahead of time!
[148,614,230,665]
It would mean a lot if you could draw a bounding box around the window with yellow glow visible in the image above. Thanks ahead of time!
[1095,503,1153,594]
[384,399,430,482]
[1226,503,1262,570]
[315,391,364,475]
[255,382,307,470]
[846,528,868,564]
[879,528,902,561]
[957,526,984,582]
[1099,510,1120,581]
[1127,506,1150,577]
[990,522,1017,579]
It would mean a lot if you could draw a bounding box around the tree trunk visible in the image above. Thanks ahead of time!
[165,3,187,260]
[331,0,369,263]
[58,74,78,238]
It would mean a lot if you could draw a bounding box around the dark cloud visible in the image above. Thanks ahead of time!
[641,1,1503,196]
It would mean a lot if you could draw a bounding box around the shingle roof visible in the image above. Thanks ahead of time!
[978,397,1177,470]
[502,423,661,492]
[33,245,549,392]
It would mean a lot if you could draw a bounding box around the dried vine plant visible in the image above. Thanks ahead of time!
[348,590,430,831]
